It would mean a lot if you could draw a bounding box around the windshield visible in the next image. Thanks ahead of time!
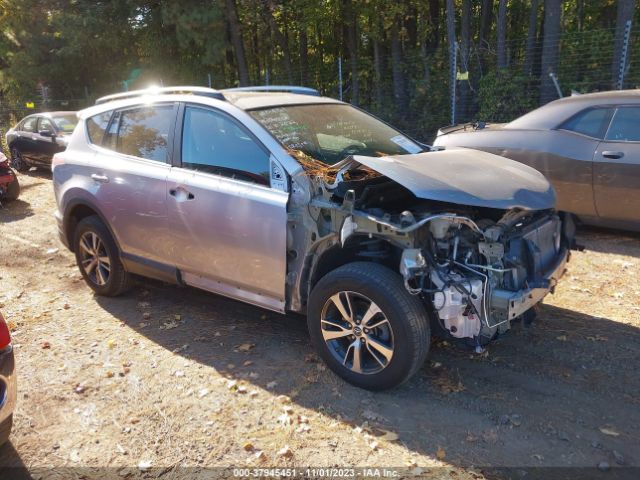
[52,115,78,133]
[249,104,423,164]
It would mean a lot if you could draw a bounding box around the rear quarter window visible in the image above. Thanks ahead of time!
[86,111,113,145]
[559,108,613,139]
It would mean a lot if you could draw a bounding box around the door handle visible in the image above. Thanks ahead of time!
[90,174,109,183]
[602,151,624,159]
[169,187,195,201]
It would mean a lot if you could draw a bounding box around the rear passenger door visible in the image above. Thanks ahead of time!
[89,103,177,269]
[17,116,39,162]
[166,104,288,311]
[594,106,640,222]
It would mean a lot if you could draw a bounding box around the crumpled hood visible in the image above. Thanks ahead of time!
[352,147,555,211]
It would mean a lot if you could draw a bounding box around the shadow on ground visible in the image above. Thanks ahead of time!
[92,279,640,473]
[0,200,34,222]
[577,226,640,258]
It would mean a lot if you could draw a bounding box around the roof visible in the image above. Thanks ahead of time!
[92,85,338,113]
[506,89,640,130]
[221,91,340,110]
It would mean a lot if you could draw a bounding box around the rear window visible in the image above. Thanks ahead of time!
[21,117,37,133]
[114,105,173,162]
[559,108,612,139]
[86,111,112,145]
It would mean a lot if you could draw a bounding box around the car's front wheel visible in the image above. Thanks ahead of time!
[9,148,28,172]
[73,215,132,297]
[308,262,431,390]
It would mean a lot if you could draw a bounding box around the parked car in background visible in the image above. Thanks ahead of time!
[0,310,16,446]
[433,90,640,232]
[53,86,572,390]
[0,151,20,202]
[6,111,77,171]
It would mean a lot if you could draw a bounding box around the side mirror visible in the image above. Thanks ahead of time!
[39,129,54,138]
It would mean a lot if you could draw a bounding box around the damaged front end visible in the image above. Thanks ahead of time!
[292,150,573,347]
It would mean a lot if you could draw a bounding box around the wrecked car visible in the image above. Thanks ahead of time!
[52,86,572,390]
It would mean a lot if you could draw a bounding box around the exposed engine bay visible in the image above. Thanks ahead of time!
[288,153,572,348]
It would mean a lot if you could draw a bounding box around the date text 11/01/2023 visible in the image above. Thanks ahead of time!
[232,468,402,478]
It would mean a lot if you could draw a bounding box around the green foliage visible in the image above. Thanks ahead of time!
[478,71,538,123]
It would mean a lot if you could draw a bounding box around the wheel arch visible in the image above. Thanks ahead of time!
[63,198,121,252]
[302,234,405,309]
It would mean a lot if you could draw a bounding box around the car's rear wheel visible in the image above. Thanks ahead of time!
[73,215,132,297]
[308,262,430,390]
[9,148,28,172]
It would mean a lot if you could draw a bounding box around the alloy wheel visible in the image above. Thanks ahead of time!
[320,291,394,374]
[78,231,111,286]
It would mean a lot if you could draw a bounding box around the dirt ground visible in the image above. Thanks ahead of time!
[0,170,639,479]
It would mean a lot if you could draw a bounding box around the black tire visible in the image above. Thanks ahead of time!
[2,177,20,202]
[73,215,132,296]
[0,414,12,446]
[9,148,28,172]
[308,262,431,390]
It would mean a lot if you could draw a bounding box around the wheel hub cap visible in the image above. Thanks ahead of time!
[79,232,110,286]
[320,291,394,375]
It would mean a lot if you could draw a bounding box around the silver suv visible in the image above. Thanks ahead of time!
[53,86,572,390]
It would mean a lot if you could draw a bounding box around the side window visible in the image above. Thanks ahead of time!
[181,106,270,186]
[605,107,640,142]
[86,111,113,145]
[22,117,37,133]
[38,118,54,133]
[115,105,173,162]
[559,108,612,139]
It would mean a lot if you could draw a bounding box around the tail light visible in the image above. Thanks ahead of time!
[0,312,11,350]
[51,153,65,171]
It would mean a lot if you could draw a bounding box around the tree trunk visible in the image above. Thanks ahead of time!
[479,0,493,49]
[427,0,441,52]
[524,0,540,75]
[540,0,563,103]
[343,0,359,105]
[459,0,471,119]
[373,39,383,109]
[496,0,507,69]
[260,0,293,83]
[298,23,309,86]
[445,0,455,122]
[224,0,250,86]
[611,0,636,88]
[390,15,407,110]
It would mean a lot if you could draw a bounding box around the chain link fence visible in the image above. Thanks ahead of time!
[1,25,636,148]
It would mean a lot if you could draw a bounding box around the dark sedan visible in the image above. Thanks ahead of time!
[433,90,640,232]
[6,111,77,171]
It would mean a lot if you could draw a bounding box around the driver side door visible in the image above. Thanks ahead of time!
[166,104,289,312]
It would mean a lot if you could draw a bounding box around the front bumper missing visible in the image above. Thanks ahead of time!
[490,248,569,323]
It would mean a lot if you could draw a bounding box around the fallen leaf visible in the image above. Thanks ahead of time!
[236,343,255,352]
[599,426,620,437]
[379,429,399,441]
[556,335,568,341]
[237,386,248,394]
[41,341,51,349]
[277,445,293,458]
[107,339,116,349]
[106,371,114,378]
[174,314,182,321]
[243,441,254,451]
[436,446,446,460]
[227,380,238,390]
[255,450,267,461]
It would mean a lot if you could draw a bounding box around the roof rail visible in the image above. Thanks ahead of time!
[95,86,225,105]
[222,86,320,96]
